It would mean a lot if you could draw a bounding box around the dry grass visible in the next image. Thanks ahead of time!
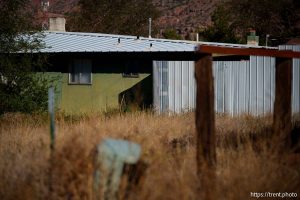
[0,112,300,200]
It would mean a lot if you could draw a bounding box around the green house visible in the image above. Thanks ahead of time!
[40,31,198,114]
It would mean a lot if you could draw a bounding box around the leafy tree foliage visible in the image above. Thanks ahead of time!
[199,0,300,45]
[66,0,160,36]
[199,5,240,43]
[0,0,49,114]
[162,29,182,40]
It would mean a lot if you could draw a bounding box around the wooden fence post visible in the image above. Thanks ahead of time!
[273,57,293,151]
[195,53,216,200]
[48,87,55,200]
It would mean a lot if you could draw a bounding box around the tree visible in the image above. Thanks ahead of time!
[0,0,50,114]
[199,0,300,45]
[199,5,240,43]
[162,29,182,40]
[66,0,160,36]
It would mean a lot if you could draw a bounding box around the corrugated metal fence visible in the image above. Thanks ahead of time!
[153,45,300,115]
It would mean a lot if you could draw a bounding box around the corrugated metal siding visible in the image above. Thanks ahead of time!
[214,57,275,116]
[279,45,300,114]
[214,60,250,115]
[154,45,300,115]
[153,61,169,113]
[153,60,196,113]
[249,56,276,115]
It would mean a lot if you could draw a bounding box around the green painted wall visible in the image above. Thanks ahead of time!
[59,73,150,114]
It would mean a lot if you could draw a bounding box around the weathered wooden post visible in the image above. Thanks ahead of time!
[48,87,55,199]
[195,53,216,200]
[273,57,293,151]
[48,87,56,151]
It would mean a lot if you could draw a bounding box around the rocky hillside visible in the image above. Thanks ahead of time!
[153,0,221,38]
[33,0,221,38]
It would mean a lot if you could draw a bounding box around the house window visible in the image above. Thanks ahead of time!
[69,59,92,84]
[122,61,139,78]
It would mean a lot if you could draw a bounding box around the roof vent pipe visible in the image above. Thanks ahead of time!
[148,18,152,38]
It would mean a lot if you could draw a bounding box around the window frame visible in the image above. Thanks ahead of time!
[68,59,93,85]
[122,61,140,78]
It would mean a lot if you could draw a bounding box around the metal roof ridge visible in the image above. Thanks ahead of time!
[194,41,278,50]
[43,31,197,45]
[44,31,137,39]
[38,31,283,51]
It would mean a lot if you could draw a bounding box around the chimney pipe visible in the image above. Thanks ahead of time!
[49,17,66,32]
[149,18,152,38]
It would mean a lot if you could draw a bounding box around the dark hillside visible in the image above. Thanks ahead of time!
[153,0,222,39]
[32,0,221,38]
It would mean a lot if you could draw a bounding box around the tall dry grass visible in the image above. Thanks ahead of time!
[0,112,299,200]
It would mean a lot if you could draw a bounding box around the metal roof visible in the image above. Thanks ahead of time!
[195,41,277,50]
[40,31,198,53]
[40,31,279,54]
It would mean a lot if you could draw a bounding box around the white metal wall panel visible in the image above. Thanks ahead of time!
[225,62,233,113]
[213,57,276,116]
[214,62,223,112]
[161,62,169,112]
[249,57,257,115]
[152,61,159,112]
[263,57,275,114]
[293,46,300,114]
[153,45,299,115]
[153,61,169,114]
[248,56,276,115]
[169,61,196,113]
[214,60,258,115]
[174,61,182,112]
[181,62,189,110]
[188,61,196,110]
[168,61,175,112]
[153,60,196,113]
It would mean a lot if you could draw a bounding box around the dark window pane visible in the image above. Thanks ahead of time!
[122,61,139,78]
[70,62,80,83]
[81,60,92,83]
[70,59,92,84]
